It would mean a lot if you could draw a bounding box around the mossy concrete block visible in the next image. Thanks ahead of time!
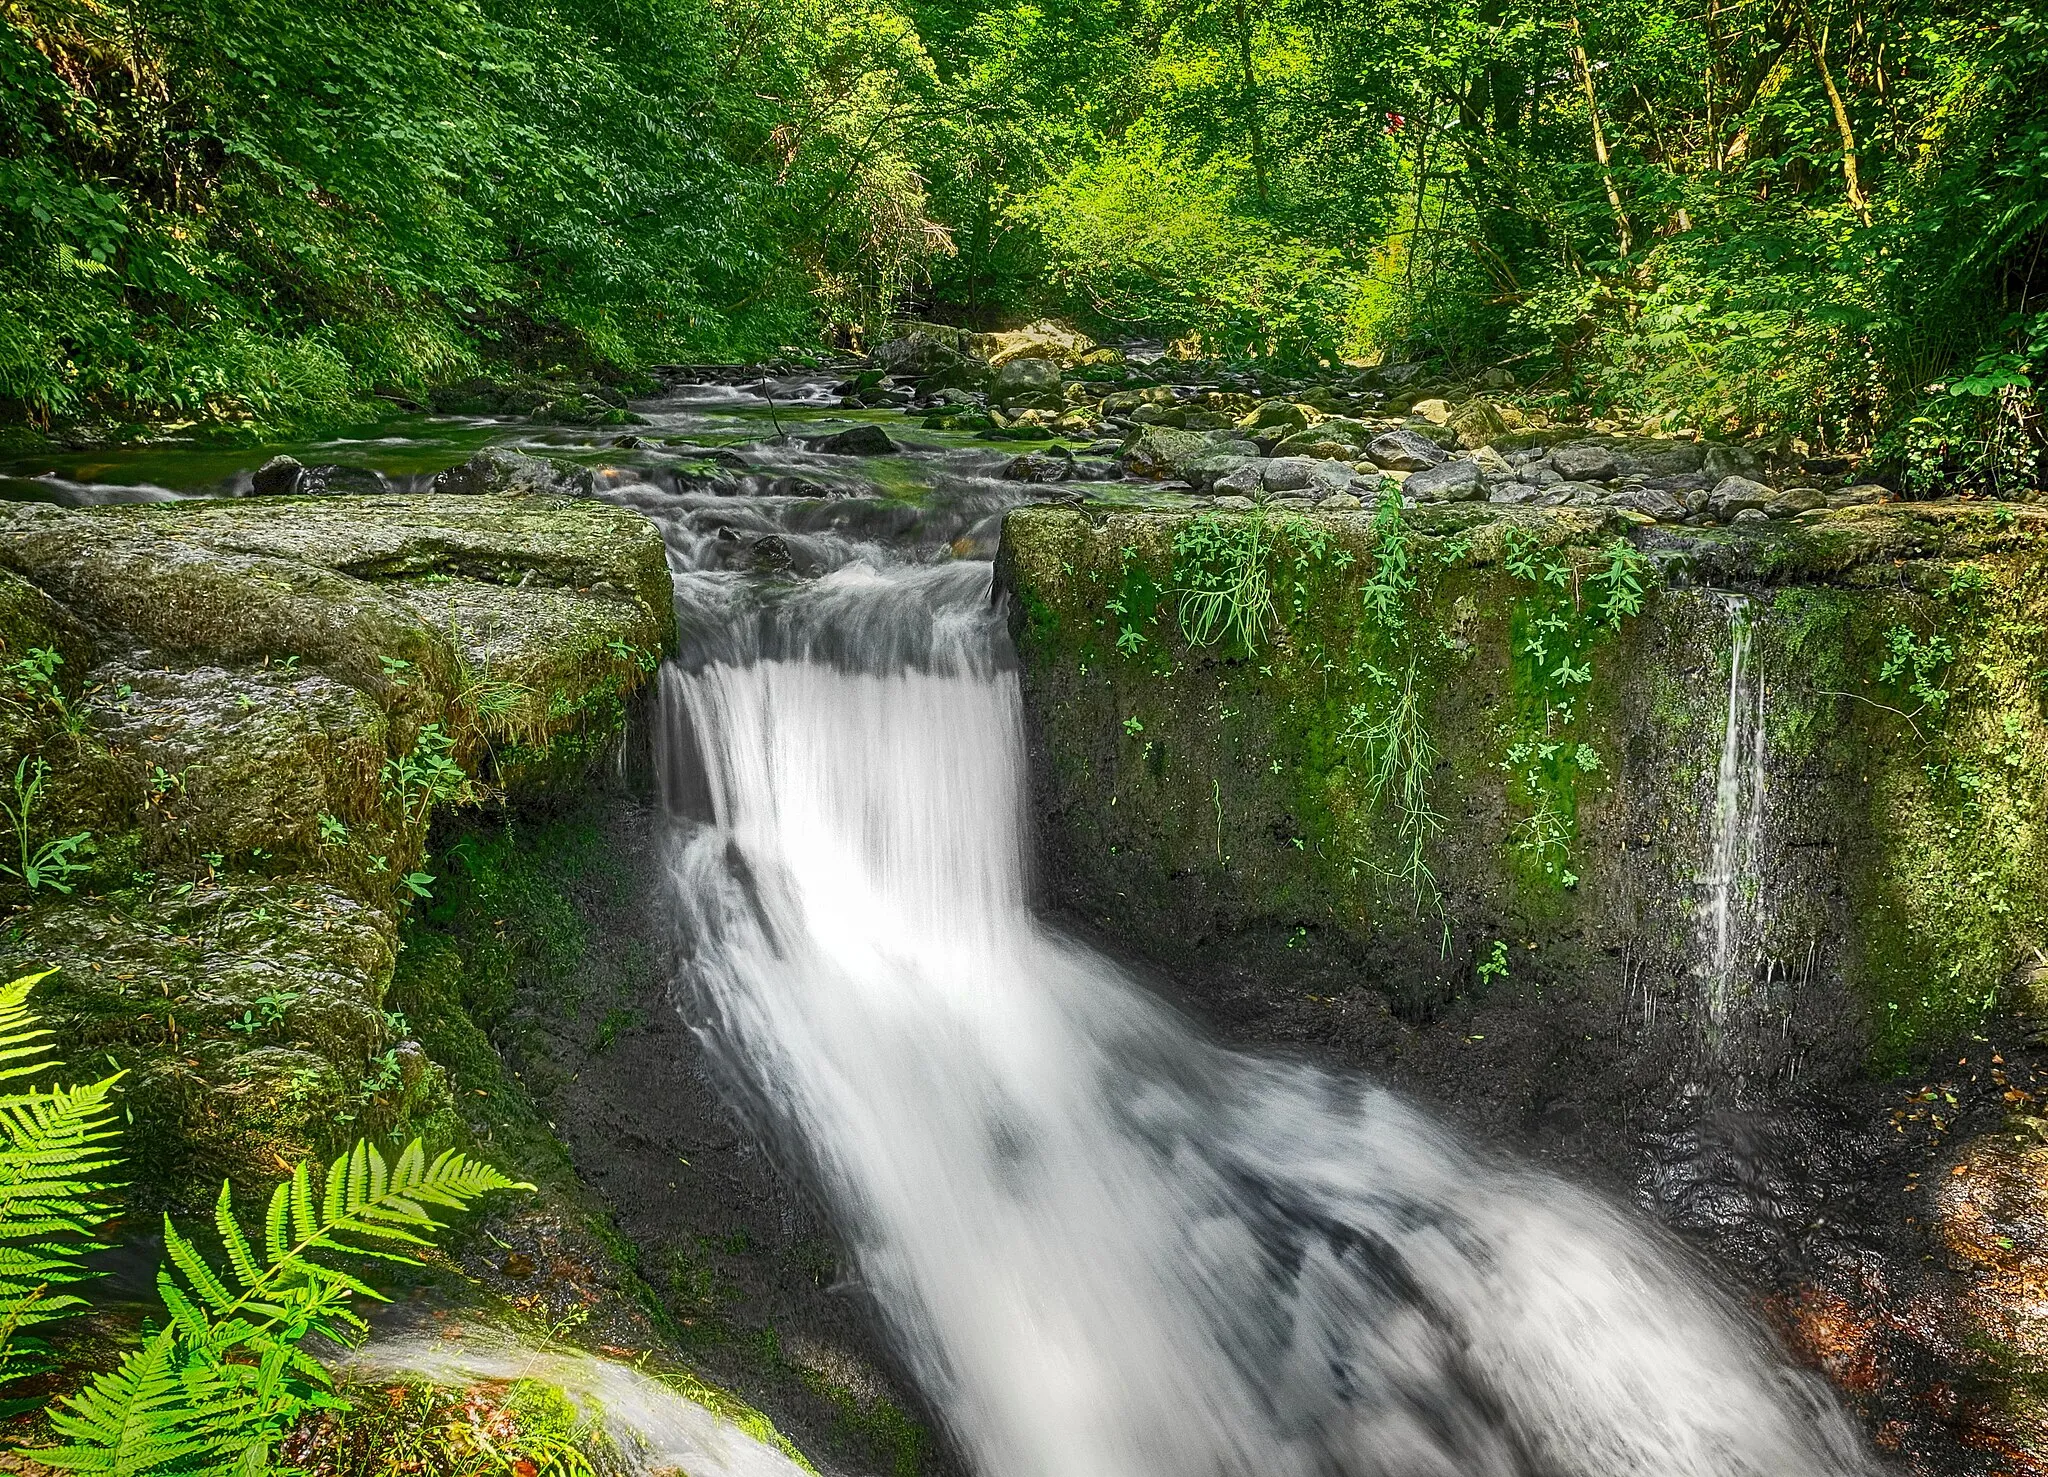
[996,500,2048,1086]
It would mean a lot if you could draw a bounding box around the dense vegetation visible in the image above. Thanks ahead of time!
[6,0,2048,475]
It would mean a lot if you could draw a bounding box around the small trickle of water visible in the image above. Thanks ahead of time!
[343,1329,812,1477]
[1697,594,1769,1041]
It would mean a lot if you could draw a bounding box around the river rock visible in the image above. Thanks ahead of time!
[1551,441,1619,482]
[993,357,1063,402]
[1605,486,1690,522]
[812,424,902,456]
[1261,457,1320,493]
[1704,444,1765,481]
[1239,400,1311,434]
[1709,475,1776,520]
[873,331,976,379]
[1003,450,1073,484]
[1765,486,1829,517]
[1413,398,1452,425]
[432,448,598,498]
[1450,399,1509,449]
[1213,462,1266,497]
[1405,459,1485,502]
[1830,484,1889,508]
[251,455,306,496]
[1366,429,1447,472]
[985,321,1094,367]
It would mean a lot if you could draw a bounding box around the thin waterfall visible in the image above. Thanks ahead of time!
[651,544,1871,1476]
[1697,595,1769,1043]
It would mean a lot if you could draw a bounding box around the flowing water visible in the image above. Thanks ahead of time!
[643,384,1873,1477]
[1697,594,1770,1044]
[11,383,1878,1475]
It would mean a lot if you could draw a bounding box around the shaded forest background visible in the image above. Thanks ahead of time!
[4,0,2048,476]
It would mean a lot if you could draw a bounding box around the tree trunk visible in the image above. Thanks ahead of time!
[1567,6,1632,256]
[1231,0,1270,209]
[1800,2,1872,224]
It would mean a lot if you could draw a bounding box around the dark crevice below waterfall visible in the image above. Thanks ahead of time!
[622,379,1876,1476]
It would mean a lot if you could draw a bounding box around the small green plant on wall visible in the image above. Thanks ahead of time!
[1497,528,1655,888]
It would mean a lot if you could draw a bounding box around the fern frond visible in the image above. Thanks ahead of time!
[0,970,60,1088]
[39,1326,247,1474]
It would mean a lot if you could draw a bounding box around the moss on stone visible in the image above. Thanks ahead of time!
[999,499,2048,1076]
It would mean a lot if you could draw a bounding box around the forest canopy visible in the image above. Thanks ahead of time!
[5,0,2047,468]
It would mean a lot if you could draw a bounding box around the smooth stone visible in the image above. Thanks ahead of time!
[1551,441,1619,481]
[1413,398,1452,424]
[1405,459,1485,501]
[1261,457,1319,493]
[813,424,901,456]
[1708,475,1776,519]
[1365,429,1446,472]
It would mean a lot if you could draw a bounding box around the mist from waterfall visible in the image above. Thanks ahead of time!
[649,527,1870,1476]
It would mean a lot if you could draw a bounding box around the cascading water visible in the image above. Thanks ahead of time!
[1696,595,1770,1043]
[645,410,1872,1477]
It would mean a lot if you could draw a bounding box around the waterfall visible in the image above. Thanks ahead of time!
[1697,595,1769,1041]
[651,544,1870,1476]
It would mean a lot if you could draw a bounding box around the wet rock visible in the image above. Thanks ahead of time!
[1002,450,1074,484]
[749,533,801,574]
[993,357,1063,403]
[1239,400,1311,434]
[1261,457,1321,493]
[1213,463,1266,497]
[1709,475,1776,520]
[1366,429,1448,472]
[1121,425,1215,480]
[1551,441,1619,482]
[1405,458,1485,502]
[1765,486,1829,517]
[1605,486,1690,522]
[811,423,901,457]
[1070,458,1121,481]
[1449,398,1509,449]
[251,456,306,496]
[1704,444,1765,481]
[432,448,597,499]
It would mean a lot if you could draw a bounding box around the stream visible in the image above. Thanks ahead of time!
[7,380,1885,1474]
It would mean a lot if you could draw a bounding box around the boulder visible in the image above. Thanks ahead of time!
[1261,457,1321,494]
[1708,475,1776,520]
[251,456,306,496]
[1633,439,1707,476]
[1449,399,1510,449]
[1188,455,1264,493]
[1605,486,1689,522]
[1765,486,1829,517]
[993,357,1063,402]
[872,332,975,379]
[986,321,1095,367]
[1003,451,1073,484]
[1238,401,1312,434]
[431,448,597,498]
[1213,463,1266,497]
[1830,484,1889,508]
[1120,426,1215,480]
[1551,441,1619,482]
[1318,491,1364,510]
[1413,398,1453,425]
[1366,430,1448,472]
[1405,459,1485,501]
[1703,444,1765,481]
[812,424,902,457]
[1549,480,1607,506]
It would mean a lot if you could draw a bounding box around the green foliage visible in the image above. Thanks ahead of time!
[0,971,123,1400]
[0,758,91,894]
[41,1140,531,1474]
[1879,623,1958,717]
[382,725,473,830]
[1172,513,1278,654]
[1475,939,1510,985]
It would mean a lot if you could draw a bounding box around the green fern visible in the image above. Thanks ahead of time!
[41,1139,532,1475]
[0,969,124,1399]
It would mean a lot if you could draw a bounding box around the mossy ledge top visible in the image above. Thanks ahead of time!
[0,492,676,1208]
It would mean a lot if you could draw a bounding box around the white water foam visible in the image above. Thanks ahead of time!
[655,555,1869,1477]
[1697,594,1770,1042]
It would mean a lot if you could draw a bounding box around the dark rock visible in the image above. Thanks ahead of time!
[1261,457,1320,493]
[1405,459,1485,501]
[1605,486,1689,522]
[1003,451,1074,484]
[993,357,1062,402]
[1551,441,1619,481]
[1366,429,1447,472]
[250,456,305,497]
[1708,475,1776,520]
[431,448,596,498]
[1703,444,1765,481]
[1829,483,1888,508]
[812,424,901,457]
